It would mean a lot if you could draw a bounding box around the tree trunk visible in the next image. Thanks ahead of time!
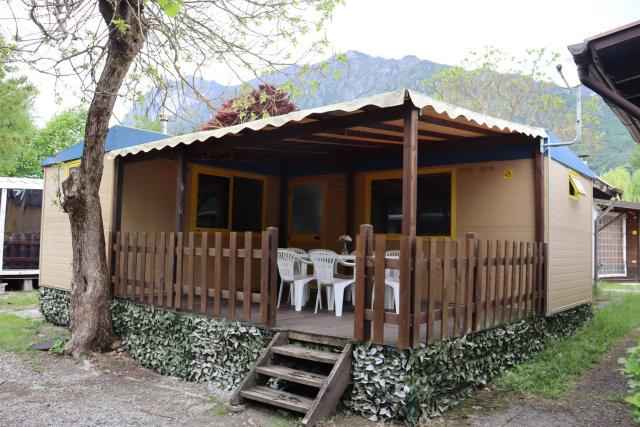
[62,0,146,357]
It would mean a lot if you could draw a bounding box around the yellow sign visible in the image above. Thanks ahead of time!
[504,169,513,179]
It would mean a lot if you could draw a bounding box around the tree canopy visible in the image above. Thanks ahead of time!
[0,37,37,176]
[200,84,297,130]
[600,167,640,203]
[6,0,342,356]
[423,48,603,153]
[13,109,87,177]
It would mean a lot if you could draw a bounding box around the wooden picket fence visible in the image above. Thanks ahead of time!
[354,226,547,348]
[111,227,279,327]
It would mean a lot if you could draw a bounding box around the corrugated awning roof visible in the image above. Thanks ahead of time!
[107,90,548,160]
[0,177,43,190]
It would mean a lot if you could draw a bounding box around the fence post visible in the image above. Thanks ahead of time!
[398,235,413,349]
[465,232,477,333]
[354,224,373,342]
[266,227,278,328]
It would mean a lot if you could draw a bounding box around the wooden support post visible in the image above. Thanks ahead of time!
[354,224,373,342]
[267,227,278,328]
[174,147,187,233]
[534,147,544,243]
[346,153,355,237]
[401,104,419,238]
[109,158,124,295]
[278,163,289,246]
[401,101,419,348]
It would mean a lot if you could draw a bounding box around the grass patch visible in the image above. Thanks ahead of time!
[495,293,640,398]
[0,313,68,353]
[599,282,640,292]
[0,291,39,309]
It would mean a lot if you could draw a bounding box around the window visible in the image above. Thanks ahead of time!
[191,166,265,232]
[232,177,264,232]
[368,170,454,237]
[569,172,586,200]
[65,159,81,177]
[195,174,230,229]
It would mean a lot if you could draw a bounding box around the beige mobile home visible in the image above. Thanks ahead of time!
[39,90,598,424]
[40,91,595,333]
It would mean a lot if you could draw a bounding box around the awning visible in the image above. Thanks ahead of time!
[108,89,547,160]
[0,177,43,190]
[569,20,640,143]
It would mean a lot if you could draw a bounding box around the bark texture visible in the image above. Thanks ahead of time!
[62,0,146,357]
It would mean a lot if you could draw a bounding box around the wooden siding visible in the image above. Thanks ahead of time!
[121,158,177,232]
[39,158,115,290]
[547,159,593,313]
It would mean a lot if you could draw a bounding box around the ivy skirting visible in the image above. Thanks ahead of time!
[39,286,593,423]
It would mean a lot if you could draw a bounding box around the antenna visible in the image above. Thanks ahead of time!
[541,63,582,151]
[160,105,169,135]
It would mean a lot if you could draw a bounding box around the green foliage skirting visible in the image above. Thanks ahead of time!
[189,317,270,390]
[345,304,594,423]
[110,300,271,389]
[40,287,270,389]
[110,300,196,378]
[39,287,70,326]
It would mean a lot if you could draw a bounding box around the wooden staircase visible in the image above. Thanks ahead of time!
[230,332,353,426]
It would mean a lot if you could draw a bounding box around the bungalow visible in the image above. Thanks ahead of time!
[39,125,169,290]
[0,177,43,291]
[39,90,596,424]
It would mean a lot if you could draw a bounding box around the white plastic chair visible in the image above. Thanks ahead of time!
[276,249,315,311]
[287,247,310,304]
[309,250,355,316]
[383,250,401,314]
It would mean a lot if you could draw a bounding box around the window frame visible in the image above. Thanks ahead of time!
[364,167,456,239]
[65,159,81,177]
[188,164,267,233]
[568,171,586,201]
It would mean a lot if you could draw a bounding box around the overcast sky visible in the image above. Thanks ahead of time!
[24,0,640,125]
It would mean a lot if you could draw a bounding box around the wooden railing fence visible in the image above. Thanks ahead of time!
[3,233,40,270]
[354,225,547,349]
[111,227,279,327]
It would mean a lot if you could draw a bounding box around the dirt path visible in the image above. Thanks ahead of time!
[439,333,638,427]
[0,348,314,427]
[0,295,635,426]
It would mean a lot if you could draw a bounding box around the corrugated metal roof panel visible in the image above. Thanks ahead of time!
[42,125,169,167]
[107,90,548,160]
[0,177,43,189]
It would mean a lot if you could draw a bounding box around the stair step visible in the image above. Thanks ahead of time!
[240,385,314,413]
[255,365,327,388]
[271,344,340,365]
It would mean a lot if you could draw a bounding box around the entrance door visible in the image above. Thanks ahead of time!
[288,179,325,250]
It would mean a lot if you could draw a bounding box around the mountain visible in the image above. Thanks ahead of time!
[125,50,636,174]
[126,51,447,133]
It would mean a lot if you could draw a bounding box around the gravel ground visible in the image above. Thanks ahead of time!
[0,295,636,426]
[0,346,377,427]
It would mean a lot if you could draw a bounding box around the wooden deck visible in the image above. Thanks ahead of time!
[133,291,525,347]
